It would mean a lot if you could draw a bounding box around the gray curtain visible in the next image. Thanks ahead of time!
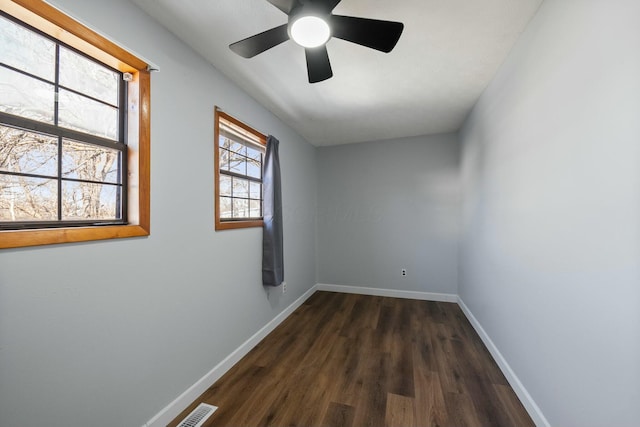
[262,135,284,287]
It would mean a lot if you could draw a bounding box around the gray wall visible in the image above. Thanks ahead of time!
[4,1,639,426]
[460,0,640,426]
[0,1,317,426]
[317,134,460,295]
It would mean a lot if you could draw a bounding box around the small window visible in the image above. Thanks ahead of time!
[0,1,151,249]
[214,109,266,230]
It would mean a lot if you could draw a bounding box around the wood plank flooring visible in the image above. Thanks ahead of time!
[168,292,535,427]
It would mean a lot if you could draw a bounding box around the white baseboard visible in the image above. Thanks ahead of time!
[141,285,318,427]
[316,283,458,303]
[457,297,550,427]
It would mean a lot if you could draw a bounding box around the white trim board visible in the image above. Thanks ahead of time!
[141,285,318,427]
[316,283,458,303]
[457,297,550,427]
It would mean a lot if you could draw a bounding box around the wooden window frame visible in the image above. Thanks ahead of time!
[214,109,266,231]
[0,0,150,249]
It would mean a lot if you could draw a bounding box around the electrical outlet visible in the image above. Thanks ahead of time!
[282,281,287,294]
[401,268,407,277]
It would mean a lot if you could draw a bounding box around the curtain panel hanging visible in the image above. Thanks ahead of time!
[262,135,284,287]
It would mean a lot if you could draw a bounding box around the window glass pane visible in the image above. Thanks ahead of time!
[247,158,261,179]
[61,181,119,220]
[0,15,55,81]
[229,152,246,175]
[232,198,248,218]
[58,89,118,140]
[62,139,119,184]
[219,175,231,197]
[0,67,54,123]
[232,177,249,198]
[0,174,57,221]
[249,200,261,218]
[219,148,229,171]
[59,46,119,105]
[219,136,231,148]
[246,145,262,162]
[219,196,232,219]
[0,125,57,177]
[228,140,246,156]
[249,181,261,199]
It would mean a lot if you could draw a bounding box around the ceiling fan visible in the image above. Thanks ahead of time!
[229,0,404,83]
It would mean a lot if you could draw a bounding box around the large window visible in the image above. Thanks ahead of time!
[214,109,266,230]
[1,13,126,226]
[0,0,150,249]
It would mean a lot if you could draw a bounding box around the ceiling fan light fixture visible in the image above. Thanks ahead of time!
[229,0,405,83]
[290,15,331,48]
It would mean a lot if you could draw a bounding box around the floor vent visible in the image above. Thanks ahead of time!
[177,403,218,427]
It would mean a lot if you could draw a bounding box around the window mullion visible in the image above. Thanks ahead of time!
[57,136,63,221]
[117,152,124,221]
[219,169,262,183]
[54,43,60,126]
[54,43,62,221]
[0,113,125,151]
[119,71,127,221]
[0,62,54,86]
[57,84,120,109]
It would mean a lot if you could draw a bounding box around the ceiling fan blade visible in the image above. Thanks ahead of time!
[305,46,333,83]
[229,24,290,58]
[330,15,404,53]
[266,0,298,15]
[315,0,342,13]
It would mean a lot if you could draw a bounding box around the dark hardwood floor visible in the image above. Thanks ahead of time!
[169,291,535,427]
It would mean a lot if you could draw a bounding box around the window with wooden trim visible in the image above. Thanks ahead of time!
[214,109,266,230]
[0,0,151,249]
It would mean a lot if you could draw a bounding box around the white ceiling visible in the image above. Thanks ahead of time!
[132,0,542,146]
